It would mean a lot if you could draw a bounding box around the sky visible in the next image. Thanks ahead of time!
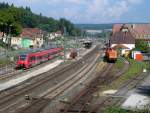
[0,0,149,24]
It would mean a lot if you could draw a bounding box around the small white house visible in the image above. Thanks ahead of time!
[111,44,135,55]
[49,31,62,40]
[11,37,22,48]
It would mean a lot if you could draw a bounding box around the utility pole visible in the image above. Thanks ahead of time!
[63,26,67,62]
[5,24,12,57]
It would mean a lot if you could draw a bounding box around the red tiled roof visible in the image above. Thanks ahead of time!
[112,24,150,40]
[131,24,150,34]
[130,24,150,39]
[110,31,135,44]
[112,24,122,35]
[21,28,44,38]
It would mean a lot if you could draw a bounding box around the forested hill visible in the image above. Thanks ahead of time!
[0,2,81,36]
[75,24,113,30]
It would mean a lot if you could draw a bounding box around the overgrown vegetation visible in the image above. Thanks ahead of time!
[106,106,150,113]
[123,59,144,80]
[145,61,150,71]
[0,2,81,36]
[103,58,145,90]
[106,107,130,113]
[135,39,149,53]
[0,39,7,48]
[0,58,11,67]
[114,58,124,70]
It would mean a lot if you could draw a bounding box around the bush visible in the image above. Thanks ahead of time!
[106,107,130,113]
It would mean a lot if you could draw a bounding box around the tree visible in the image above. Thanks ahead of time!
[135,39,149,53]
[0,2,80,36]
[0,9,22,36]
[58,18,81,36]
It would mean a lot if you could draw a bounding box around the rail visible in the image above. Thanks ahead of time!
[0,45,100,113]
[60,58,130,113]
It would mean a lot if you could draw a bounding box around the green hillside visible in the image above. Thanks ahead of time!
[0,2,81,36]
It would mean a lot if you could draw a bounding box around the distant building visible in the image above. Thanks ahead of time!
[20,28,44,48]
[49,31,62,40]
[11,37,22,49]
[85,30,103,34]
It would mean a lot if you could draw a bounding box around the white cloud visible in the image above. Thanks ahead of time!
[127,0,143,4]
[1,0,144,23]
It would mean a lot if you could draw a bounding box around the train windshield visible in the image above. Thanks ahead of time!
[20,54,27,61]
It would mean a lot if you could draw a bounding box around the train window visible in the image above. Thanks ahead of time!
[30,56,36,61]
[44,54,48,58]
[38,56,42,60]
[20,54,27,61]
[51,51,56,55]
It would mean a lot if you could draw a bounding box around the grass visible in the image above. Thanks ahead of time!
[114,58,124,70]
[102,58,146,90]
[123,59,144,80]
[0,58,12,67]
[112,58,145,89]
[105,107,130,113]
[105,106,150,113]
[104,59,150,113]
[144,61,150,71]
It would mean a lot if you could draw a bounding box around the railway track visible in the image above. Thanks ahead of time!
[0,45,100,113]
[59,59,130,113]
[15,54,100,113]
[102,70,147,107]
[0,64,18,80]
[59,64,114,113]
[0,46,98,81]
[85,62,147,113]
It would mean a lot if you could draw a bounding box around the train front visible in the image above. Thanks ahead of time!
[16,54,29,69]
[107,49,117,62]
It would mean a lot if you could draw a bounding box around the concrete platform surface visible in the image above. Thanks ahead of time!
[0,60,63,91]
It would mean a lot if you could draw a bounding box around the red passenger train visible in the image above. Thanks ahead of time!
[16,47,63,69]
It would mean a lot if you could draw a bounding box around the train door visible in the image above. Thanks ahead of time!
[29,56,36,67]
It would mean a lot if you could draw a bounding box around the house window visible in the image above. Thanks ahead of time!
[144,34,150,38]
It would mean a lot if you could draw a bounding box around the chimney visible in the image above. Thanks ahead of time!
[131,24,135,29]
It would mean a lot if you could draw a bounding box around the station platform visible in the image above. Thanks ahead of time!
[122,71,150,111]
[0,60,63,91]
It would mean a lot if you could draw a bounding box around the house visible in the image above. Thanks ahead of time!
[113,24,150,46]
[129,24,150,46]
[2,28,44,49]
[112,24,122,35]
[20,28,44,48]
[11,37,22,49]
[110,25,135,55]
[49,31,62,40]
